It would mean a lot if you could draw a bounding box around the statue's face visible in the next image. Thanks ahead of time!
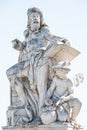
[30,12,40,31]
[55,68,68,78]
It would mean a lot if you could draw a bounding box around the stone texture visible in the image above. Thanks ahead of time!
[3,7,83,130]
[2,123,73,130]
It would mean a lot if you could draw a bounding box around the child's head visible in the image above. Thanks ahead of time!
[52,62,70,76]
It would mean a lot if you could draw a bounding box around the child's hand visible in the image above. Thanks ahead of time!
[45,99,53,106]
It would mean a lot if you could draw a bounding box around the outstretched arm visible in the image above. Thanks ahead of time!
[43,27,70,46]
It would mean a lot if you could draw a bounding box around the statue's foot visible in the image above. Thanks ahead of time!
[28,118,42,127]
[16,122,25,127]
[16,116,31,127]
[70,120,83,129]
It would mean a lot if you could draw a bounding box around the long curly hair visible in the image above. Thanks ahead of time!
[27,7,47,28]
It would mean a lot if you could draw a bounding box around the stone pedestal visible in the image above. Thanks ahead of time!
[2,123,81,130]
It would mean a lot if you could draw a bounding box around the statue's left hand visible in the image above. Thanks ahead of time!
[45,99,53,106]
[62,39,71,46]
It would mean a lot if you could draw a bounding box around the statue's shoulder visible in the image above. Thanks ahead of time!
[40,25,50,34]
[67,78,73,86]
[23,29,29,38]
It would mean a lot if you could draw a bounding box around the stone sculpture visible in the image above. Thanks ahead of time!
[40,63,81,125]
[5,7,82,130]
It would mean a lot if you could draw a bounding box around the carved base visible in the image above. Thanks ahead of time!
[2,123,82,130]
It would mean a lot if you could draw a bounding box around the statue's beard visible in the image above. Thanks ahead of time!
[30,23,40,31]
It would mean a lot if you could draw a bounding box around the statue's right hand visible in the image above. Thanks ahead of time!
[11,39,23,50]
[45,99,53,106]
[12,39,19,47]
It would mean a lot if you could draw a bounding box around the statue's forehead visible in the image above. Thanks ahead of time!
[30,12,40,16]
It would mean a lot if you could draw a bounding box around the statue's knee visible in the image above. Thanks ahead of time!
[6,68,11,77]
[6,66,17,78]
[78,100,82,109]
[6,68,14,80]
[74,98,82,109]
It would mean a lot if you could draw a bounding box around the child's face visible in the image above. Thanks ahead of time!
[55,68,68,76]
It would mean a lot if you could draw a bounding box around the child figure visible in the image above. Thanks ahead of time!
[40,62,82,128]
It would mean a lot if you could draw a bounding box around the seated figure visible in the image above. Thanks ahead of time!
[40,62,82,127]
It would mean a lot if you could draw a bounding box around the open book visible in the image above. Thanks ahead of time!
[44,43,80,62]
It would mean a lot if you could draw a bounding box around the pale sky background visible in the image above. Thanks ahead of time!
[0,0,87,129]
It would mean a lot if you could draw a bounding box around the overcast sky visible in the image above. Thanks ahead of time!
[0,0,87,129]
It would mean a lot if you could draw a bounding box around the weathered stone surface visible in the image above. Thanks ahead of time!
[2,123,74,130]
[3,7,83,130]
